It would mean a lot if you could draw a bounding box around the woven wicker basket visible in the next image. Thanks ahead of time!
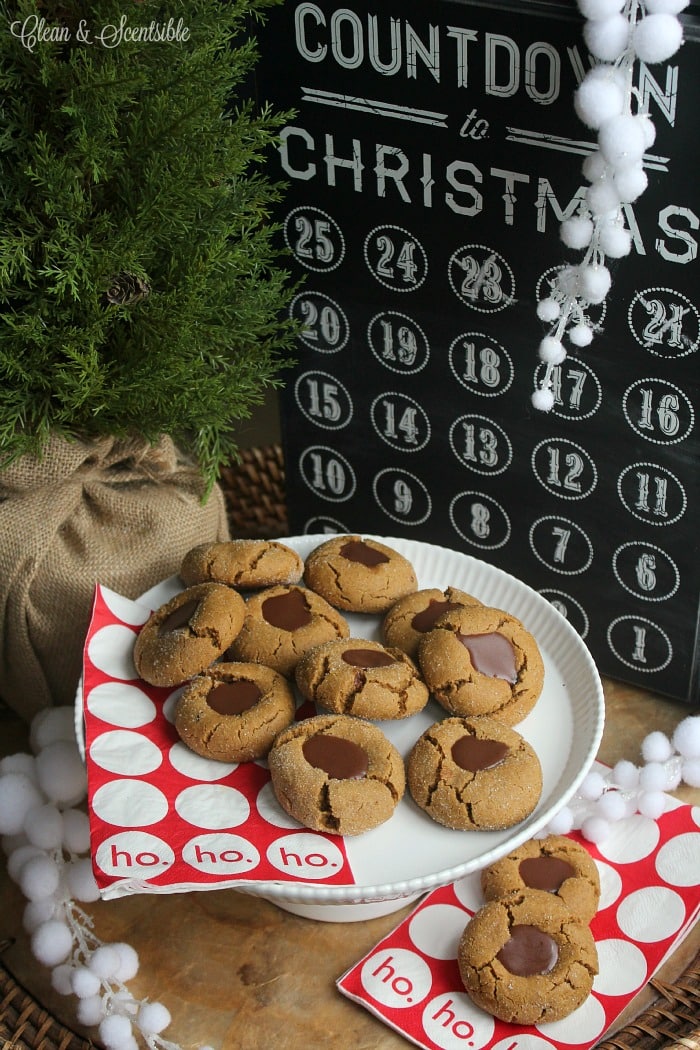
[1,445,698,1050]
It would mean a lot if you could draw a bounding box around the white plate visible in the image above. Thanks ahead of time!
[80,534,605,922]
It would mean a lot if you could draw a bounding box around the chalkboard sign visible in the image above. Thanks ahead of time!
[255,0,700,703]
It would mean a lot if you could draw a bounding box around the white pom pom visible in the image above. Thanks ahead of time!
[579,0,625,17]
[645,0,689,11]
[642,730,674,763]
[30,708,77,753]
[635,113,657,148]
[582,149,609,183]
[0,753,38,780]
[71,965,103,999]
[89,945,121,979]
[547,806,575,835]
[568,323,594,347]
[31,919,73,966]
[538,337,567,365]
[7,843,45,883]
[639,761,668,791]
[35,741,86,806]
[614,164,648,203]
[612,758,640,789]
[581,815,611,842]
[599,115,647,171]
[51,963,75,996]
[584,14,631,60]
[580,263,612,304]
[579,770,607,800]
[112,942,140,982]
[66,857,101,902]
[672,716,700,758]
[561,215,594,249]
[532,386,555,412]
[586,177,621,216]
[137,1002,172,1036]
[574,73,625,129]
[19,853,61,901]
[639,790,667,819]
[23,897,57,934]
[77,994,107,1027]
[596,790,627,821]
[633,13,684,62]
[537,297,561,323]
[0,773,45,835]
[681,757,700,787]
[61,808,91,855]
[25,804,64,851]
[99,1014,138,1050]
[599,223,632,257]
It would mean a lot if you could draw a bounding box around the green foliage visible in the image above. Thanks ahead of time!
[0,0,297,491]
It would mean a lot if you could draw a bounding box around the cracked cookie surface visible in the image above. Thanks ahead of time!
[481,834,600,923]
[458,889,598,1024]
[133,583,246,687]
[180,539,303,590]
[417,604,544,724]
[295,637,429,720]
[174,661,296,762]
[267,714,405,836]
[226,584,349,677]
[407,715,542,830]
[381,586,483,660]
[303,534,417,614]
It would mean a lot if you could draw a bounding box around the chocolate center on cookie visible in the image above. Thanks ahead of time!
[340,539,390,568]
[159,598,199,633]
[497,925,559,976]
[451,735,509,771]
[411,599,462,633]
[302,734,369,780]
[519,856,576,892]
[341,648,396,668]
[457,632,517,683]
[262,589,312,630]
[206,680,262,715]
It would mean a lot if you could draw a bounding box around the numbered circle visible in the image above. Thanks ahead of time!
[612,542,680,602]
[607,616,673,674]
[303,515,348,535]
[531,438,597,500]
[367,311,429,374]
[536,265,607,329]
[284,206,345,272]
[363,225,428,292]
[448,332,513,397]
[529,516,594,575]
[448,244,514,313]
[299,445,356,502]
[371,392,431,452]
[449,491,511,550]
[539,589,590,639]
[617,462,687,527]
[449,415,512,476]
[628,287,699,358]
[533,356,602,421]
[290,291,349,353]
[622,379,694,445]
[294,371,353,430]
[373,468,432,526]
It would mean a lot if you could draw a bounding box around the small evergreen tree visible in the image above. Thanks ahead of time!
[0,0,295,493]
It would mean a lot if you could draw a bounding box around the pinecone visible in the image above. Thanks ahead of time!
[102,272,151,307]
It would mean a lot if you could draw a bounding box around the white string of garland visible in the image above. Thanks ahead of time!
[532,0,690,411]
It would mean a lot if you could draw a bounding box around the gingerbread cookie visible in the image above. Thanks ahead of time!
[174,662,296,762]
[417,604,544,725]
[267,714,405,836]
[381,587,482,660]
[294,638,429,721]
[458,889,598,1024]
[481,835,600,923]
[406,716,542,831]
[180,539,303,590]
[226,584,349,677]
[133,583,246,688]
[303,535,417,614]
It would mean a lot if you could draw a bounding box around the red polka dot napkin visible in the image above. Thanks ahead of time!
[338,797,700,1050]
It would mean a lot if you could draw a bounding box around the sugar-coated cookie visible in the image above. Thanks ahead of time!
[381,586,482,660]
[458,889,598,1024]
[226,584,349,677]
[295,638,429,720]
[180,539,303,590]
[174,662,296,762]
[267,714,405,836]
[407,716,542,830]
[303,535,417,614]
[481,835,600,923]
[133,583,246,687]
[418,604,544,724]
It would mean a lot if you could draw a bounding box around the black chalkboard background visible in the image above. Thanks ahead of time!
[255,0,700,703]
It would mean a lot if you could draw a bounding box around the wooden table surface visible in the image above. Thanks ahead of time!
[1,678,698,1050]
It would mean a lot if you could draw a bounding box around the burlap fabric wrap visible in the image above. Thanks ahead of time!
[0,433,230,721]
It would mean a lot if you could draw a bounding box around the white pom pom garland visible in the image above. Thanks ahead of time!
[31,919,74,966]
[531,385,555,412]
